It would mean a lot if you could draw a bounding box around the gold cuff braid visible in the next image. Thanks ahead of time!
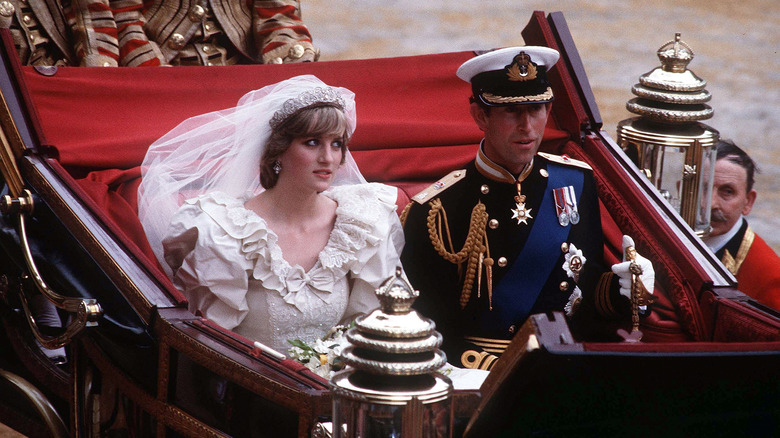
[461,350,499,371]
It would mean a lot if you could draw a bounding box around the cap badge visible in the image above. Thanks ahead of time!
[506,52,537,82]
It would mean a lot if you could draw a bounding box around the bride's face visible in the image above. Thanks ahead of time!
[278,133,344,193]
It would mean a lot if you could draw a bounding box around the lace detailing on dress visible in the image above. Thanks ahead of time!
[188,184,396,309]
[165,184,397,353]
[319,184,390,268]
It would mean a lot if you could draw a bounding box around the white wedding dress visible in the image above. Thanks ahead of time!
[162,183,403,353]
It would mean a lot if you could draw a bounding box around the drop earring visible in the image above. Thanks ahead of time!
[273,160,282,175]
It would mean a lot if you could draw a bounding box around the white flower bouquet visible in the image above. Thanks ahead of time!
[288,324,352,379]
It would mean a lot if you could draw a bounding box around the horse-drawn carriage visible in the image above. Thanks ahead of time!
[0,10,777,437]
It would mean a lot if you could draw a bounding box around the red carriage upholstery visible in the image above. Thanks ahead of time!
[18,49,747,344]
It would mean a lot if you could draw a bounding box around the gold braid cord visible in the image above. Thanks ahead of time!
[426,199,489,308]
[399,202,413,227]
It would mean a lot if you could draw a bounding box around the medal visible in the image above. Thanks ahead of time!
[512,202,533,225]
[566,185,580,224]
[569,210,580,224]
[558,211,570,226]
[511,172,534,225]
[553,186,580,227]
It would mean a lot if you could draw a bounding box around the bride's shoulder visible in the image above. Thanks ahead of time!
[168,191,269,240]
[327,184,400,243]
[328,183,398,213]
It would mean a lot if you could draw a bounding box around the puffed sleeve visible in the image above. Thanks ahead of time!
[163,200,254,331]
[342,184,406,322]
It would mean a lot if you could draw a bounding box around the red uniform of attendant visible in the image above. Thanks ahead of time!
[716,219,780,310]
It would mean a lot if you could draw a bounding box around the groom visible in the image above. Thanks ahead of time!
[401,46,655,370]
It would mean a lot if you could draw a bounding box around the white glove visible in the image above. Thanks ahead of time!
[611,235,655,302]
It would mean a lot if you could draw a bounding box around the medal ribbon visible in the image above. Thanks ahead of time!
[483,162,584,332]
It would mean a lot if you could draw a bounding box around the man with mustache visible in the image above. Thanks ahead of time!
[703,140,780,310]
[401,47,656,371]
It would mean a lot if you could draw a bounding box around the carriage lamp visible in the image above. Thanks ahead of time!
[617,33,719,236]
[329,267,453,438]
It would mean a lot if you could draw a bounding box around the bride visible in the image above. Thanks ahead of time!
[138,75,404,354]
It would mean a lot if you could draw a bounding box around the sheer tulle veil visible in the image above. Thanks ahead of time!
[138,75,366,275]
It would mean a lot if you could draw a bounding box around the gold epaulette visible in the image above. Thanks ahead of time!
[538,152,592,170]
[411,169,467,204]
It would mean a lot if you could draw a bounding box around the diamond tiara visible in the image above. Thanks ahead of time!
[269,87,346,130]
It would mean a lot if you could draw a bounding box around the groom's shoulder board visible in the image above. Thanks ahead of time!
[411,169,467,204]
[538,152,592,170]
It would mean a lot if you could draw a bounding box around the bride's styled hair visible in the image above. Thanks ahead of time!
[139,75,365,275]
[260,105,351,189]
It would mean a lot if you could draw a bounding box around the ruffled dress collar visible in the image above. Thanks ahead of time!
[193,185,383,310]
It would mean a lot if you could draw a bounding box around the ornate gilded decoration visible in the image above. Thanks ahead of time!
[506,52,537,82]
[340,268,446,374]
[617,34,719,236]
[625,33,713,123]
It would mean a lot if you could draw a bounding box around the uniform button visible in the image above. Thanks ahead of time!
[488,219,499,229]
[561,242,569,253]
[497,257,507,267]
[102,62,111,67]
[204,24,211,31]
[168,33,186,50]
[23,15,31,24]
[202,45,210,53]
[480,184,489,194]
[540,168,549,178]
[189,5,206,21]
[271,57,283,64]
[559,281,569,291]
[508,325,517,334]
